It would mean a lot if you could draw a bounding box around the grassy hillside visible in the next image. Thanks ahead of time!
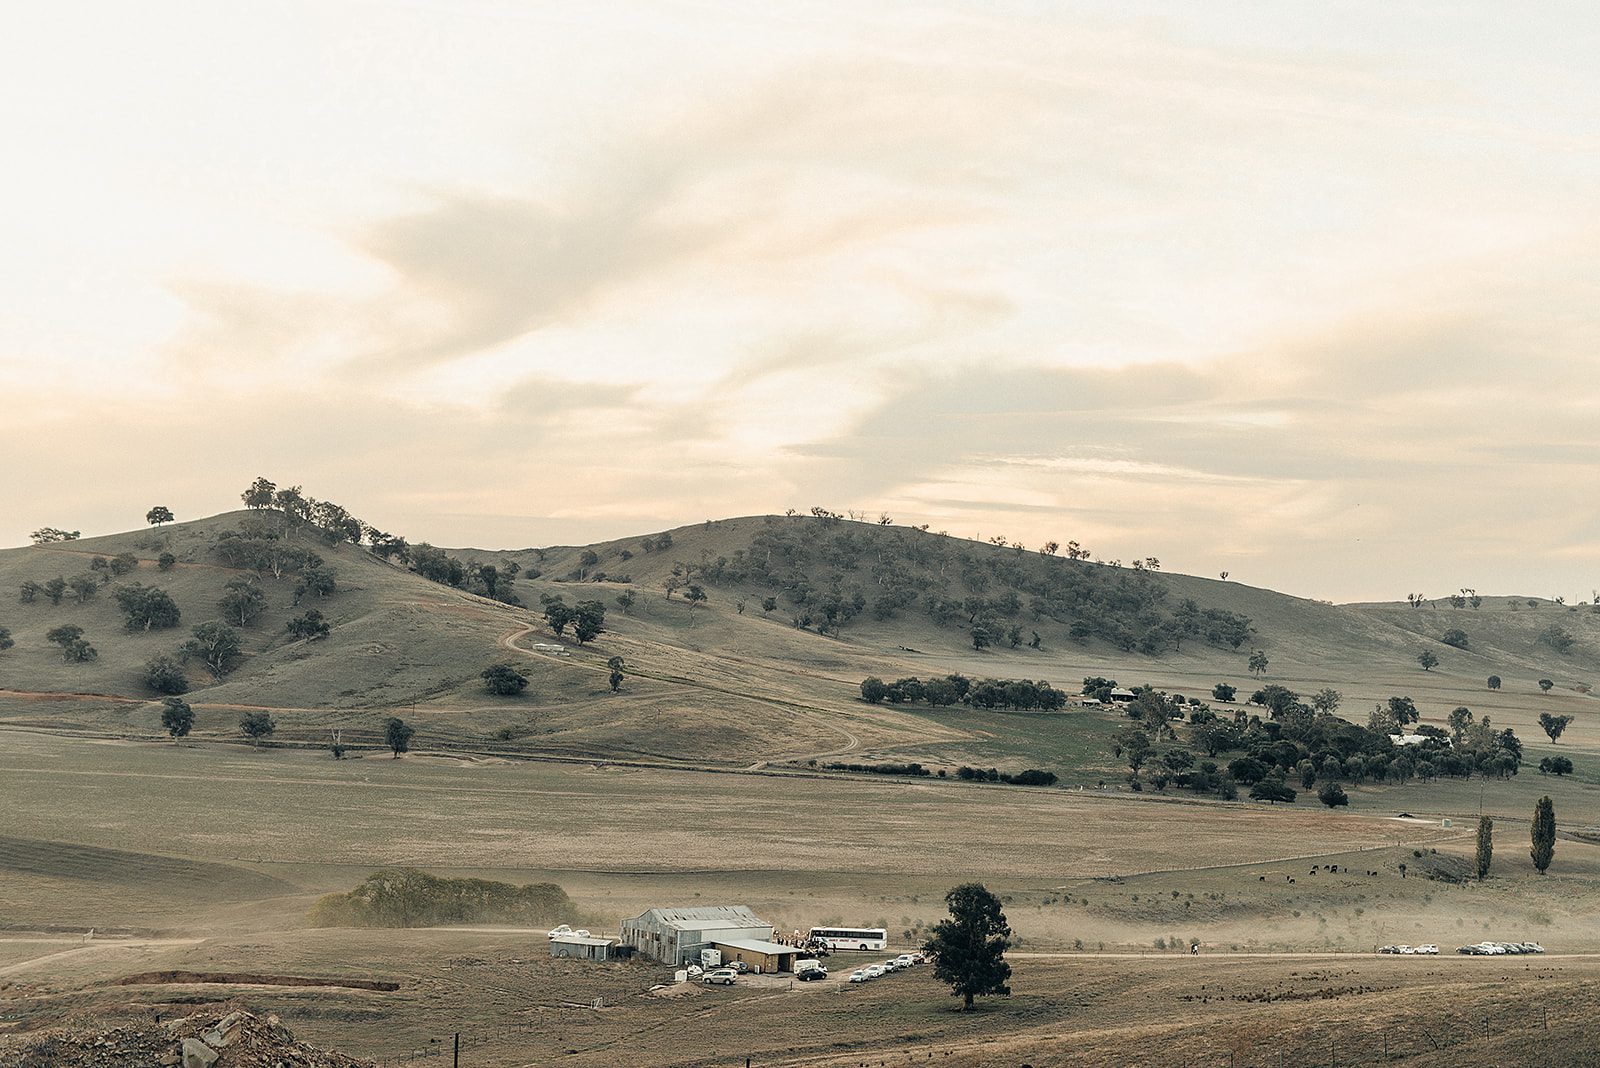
[6,510,1600,770]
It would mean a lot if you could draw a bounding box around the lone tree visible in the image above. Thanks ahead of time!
[1539,678,1555,693]
[1249,780,1297,804]
[1212,682,1236,702]
[239,711,276,746]
[1539,712,1574,743]
[115,585,182,632]
[1247,650,1269,677]
[0,626,12,653]
[1539,756,1573,776]
[1475,815,1493,880]
[1417,650,1440,671]
[184,622,243,677]
[1487,675,1501,690]
[161,697,194,740]
[607,655,625,693]
[146,506,175,527]
[1317,782,1349,808]
[923,883,1012,1010]
[384,717,414,758]
[1531,796,1556,874]
[481,663,528,696]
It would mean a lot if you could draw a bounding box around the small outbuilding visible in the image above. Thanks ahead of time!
[550,934,615,962]
[1109,688,1137,705]
[711,938,803,974]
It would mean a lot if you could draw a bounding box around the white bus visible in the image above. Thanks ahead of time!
[809,926,888,951]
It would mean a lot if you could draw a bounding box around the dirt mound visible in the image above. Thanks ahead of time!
[0,1008,371,1067]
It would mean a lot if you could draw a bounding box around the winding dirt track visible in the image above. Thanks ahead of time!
[494,624,866,764]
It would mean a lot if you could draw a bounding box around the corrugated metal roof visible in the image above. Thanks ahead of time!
[632,905,768,930]
[712,938,801,955]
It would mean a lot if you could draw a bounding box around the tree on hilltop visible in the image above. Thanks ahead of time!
[923,883,1011,1010]
[146,506,175,527]
[242,477,277,510]
[30,528,80,544]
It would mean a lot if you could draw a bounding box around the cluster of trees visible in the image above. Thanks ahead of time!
[825,761,933,777]
[539,595,606,643]
[858,674,1068,711]
[18,555,141,609]
[411,544,526,605]
[1111,680,1533,804]
[955,766,1058,786]
[666,513,1256,657]
[1475,798,1561,877]
[307,868,573,929]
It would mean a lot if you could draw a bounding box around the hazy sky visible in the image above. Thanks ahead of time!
[4,2,1599,602]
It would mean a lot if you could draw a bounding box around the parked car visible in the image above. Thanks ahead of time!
[865,964,888,978]
[1378,945,1400,954]
[848,970,872,983]
[1397,945,1416,955]
[547,925,573,939]
[702,968,738,986]
[1416,944,1439,955]
[894,954,919,967]
[1526,942,1546,954]
[797,966,828,981]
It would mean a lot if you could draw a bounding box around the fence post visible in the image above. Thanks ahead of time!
[453,1032,460,1068]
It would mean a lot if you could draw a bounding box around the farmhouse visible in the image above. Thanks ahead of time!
[549,933,615,962]
[1109,687,1137,705]
[619,905,774,966]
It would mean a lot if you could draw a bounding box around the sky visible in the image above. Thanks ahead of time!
[3,1,1599,603]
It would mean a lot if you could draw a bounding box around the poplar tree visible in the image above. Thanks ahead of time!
[1531,797,1556,874]
[1474,815,1493,880]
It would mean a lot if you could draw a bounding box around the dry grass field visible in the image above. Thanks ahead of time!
[6,512,1600,1065]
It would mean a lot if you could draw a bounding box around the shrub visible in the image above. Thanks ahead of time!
[307,868,573,928]
[1539,756,1573,776]
[1317,782,1350,808]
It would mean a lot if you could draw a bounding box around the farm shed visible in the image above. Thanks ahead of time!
[711,938,802,974]
[619,905,773,965]
[550,934,615,962]
[1109,688,1136,704]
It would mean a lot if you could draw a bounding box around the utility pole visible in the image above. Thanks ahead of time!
[453,1032,460,1068]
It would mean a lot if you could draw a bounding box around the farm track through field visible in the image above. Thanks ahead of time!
[496,625,871,763]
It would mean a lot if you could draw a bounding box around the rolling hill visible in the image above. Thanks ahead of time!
[4,508,1600,769]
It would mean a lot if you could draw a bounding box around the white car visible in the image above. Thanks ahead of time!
[894,954,919,967]
[1416,944,1439,955]
[1397,945,1416,954]
[702,968,738,985]
[865,964,888,978]
[848,970,872,983]
[1480,943,1508,955]
[547,925,573,940]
